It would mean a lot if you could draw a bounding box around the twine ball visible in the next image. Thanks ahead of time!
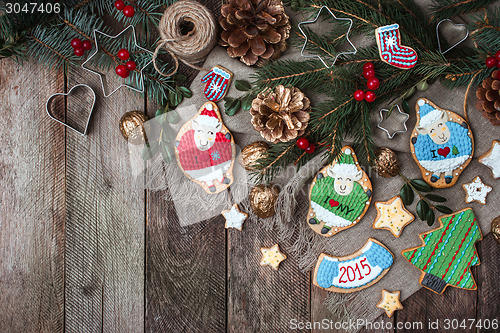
[153,0,217,76]
[119,111,149,145]
[492,216,500,245]
[250,185,279,218]
[374,148,400,177]
[239,141,270,171]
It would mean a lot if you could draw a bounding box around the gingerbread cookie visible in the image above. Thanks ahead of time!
[479,140,500,179]
[313,238,393,293]
[377,290,403,317]
[410,98,474,188]
[222,204,248,230]
[375,23,418,70]
[175,102,236,194]
[462,176,492,205]
[308,146,372,237]
[373,196,415,238]
[402,208,482,294]
[201,66,233,102]
[260,244,286,270]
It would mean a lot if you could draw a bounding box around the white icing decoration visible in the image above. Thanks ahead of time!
[330,163,359,176]
[222,204,247,230]
[480,142,500,178]
[419,109,444,128]
[311,201,353,227]
[419,155,469,173]
[345,148,352,154]
[463,176,492,204]
[417,99,426,106]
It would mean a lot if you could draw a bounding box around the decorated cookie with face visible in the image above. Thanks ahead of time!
[175,102,236,194]
[308,146,372,237]
[410,98,474,188]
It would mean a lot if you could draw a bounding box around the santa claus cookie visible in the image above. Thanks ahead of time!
[308,146,372,237]
[175,102,236,194]
[410,98,474,188]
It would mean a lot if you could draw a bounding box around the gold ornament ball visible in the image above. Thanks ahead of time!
[249,185,280,218]
[239,141,270,171]
[492,216,500,245]
[119,111,149,145]
[374,147,400,177]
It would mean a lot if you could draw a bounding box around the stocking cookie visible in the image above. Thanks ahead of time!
[373,196,415,237]
[462,176,492,205]
[410,98,473,188]
[375,24,418,69]
[308,146,372,237]
[313,238,393,293]
[479,140,500,179]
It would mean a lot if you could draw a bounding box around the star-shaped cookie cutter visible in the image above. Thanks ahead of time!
[297,6,357,68]
[81,25,153,97]
[377,104,409,139]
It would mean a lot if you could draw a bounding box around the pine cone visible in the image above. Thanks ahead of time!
[219,0,291,66]
[476,70,500,126]
[250,85,311,143]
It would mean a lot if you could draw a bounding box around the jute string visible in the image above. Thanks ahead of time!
[152,0,217,77]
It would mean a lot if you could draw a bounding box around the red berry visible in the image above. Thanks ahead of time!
[305,144,316,154]
[71,38,82,49]
[114,0,125,10]
[496,60,500,69]
[353,90,365,101]
[486,56,496,68]
[125,60,137,71]
[115,65,130,78]
[496,50,500,62]
[363,68,376,79]
[117,48,130,61]
[365,91,376,102]
[73,48,85,57]
[82,40,92,50]
[296,137,309,150]
[366,77,380,90]
[123,5,135,17]
[363,62,374,71]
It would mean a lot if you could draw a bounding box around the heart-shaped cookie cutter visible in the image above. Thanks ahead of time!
[45,84,96,136]
[436,19,469,55]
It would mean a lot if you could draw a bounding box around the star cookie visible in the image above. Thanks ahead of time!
[479,140,500,179]
[377,290,403,318]
[260,244,286,271]
[462,176,492,205]
[222,204,248,231]
[373,196,415,238]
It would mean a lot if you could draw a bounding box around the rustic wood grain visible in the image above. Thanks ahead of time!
[145,189,226,332]
[63,67,145,332]
[477,234,500,333]
[0,60,66,332]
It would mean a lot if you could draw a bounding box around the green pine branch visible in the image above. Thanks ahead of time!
[430,0,498,23]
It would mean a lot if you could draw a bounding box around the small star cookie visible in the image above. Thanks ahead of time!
[260,244,286,270]
[479,140,500,179]
[462,176,492,205]
[373,196,415,238]
[377,290,403,317]
[222,204,248,231]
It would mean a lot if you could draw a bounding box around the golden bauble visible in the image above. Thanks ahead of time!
[374,147,400,177]
[249,184,280,218]
[492,216,500,245]
[119,111,149,145]
[239,141,270,171]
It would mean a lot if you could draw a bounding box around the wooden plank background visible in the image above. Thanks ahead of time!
[1,5,500,333]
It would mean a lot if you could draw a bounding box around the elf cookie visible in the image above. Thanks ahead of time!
[175,101,236,194]
[377,290,403,317]
[402,208,482,294]
[260,244,286,270]
[375,23,418,69]
[201,66,233,102]
[410,98,474,188]
[373,196,415,238]
[308,146,372,237]
[462,176,492,205]
[313,238,393,293]
[479,140,500,179]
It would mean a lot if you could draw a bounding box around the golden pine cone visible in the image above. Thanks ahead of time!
[250,85,311,143]
[219,0,291,66]
[476,70,500,126]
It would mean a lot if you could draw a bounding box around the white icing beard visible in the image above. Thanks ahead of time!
[419,155,469,173]
[311,201,353,227]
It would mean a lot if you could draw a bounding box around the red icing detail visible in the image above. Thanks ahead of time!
[423,215,455,271]
[438,147,450,157]
[177,130,232,171]
[457,253,476,286]
[329,199,340,207]
[200,109,217,118]
[442,218,475,279]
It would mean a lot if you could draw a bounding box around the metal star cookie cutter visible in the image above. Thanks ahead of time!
[436,19,469,55]
[81,25,153,97]
[377,105,409,139]
[297,6,357,68]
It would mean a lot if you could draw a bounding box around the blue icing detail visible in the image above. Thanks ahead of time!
[316,258,339,289]
[414,121,472,162]
[365,242,393,269]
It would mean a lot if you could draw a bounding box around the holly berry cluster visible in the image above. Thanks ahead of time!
[296,137,315,154]
[71,38,92,57]
[114,0,135,17]
[485,51,500,74]
[353,62,379,103]
[114,48,137,78]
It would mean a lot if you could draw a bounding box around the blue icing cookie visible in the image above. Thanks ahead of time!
[365,242,394,269]
[316,258,339,289]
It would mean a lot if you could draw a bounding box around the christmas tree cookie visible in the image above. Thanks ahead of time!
[402,208,482,294]
[410,98,474,188]
[308,146,372,237]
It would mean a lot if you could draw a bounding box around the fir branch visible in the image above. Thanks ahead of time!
[430,0,498,22]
